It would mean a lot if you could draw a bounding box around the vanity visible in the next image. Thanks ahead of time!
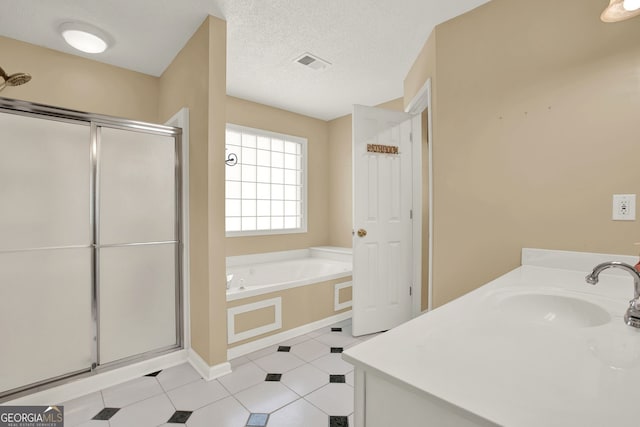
[342,249,640,427]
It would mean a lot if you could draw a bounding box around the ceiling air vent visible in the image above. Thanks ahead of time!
[294,52,331,71]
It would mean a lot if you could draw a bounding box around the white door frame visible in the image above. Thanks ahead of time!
[405,79,433,313]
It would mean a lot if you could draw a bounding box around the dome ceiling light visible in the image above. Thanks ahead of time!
[59,22,112,54]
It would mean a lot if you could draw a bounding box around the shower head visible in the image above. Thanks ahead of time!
[0,66,32,92]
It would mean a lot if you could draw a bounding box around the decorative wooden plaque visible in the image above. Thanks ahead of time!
[367,144,399,154]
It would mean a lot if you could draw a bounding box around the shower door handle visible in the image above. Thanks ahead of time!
[357,228,367,238]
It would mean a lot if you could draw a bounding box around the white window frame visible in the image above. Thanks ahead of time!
[225,123,308,237]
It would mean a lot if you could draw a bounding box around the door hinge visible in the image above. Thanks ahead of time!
[410,209,413,220]
[410,132,413,143]
[409,286,413,296]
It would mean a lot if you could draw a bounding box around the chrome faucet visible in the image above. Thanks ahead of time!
[585,261,640,328]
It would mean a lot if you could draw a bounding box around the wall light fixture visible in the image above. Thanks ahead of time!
[601,0,640,22]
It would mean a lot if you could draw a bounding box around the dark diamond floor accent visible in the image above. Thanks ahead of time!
[92,408,120,421]
[331,347,343,353]
[145,370,162,377]
[331,327,343,332]
[265,373,282,382]
[168,410,193,423]
[247,413,269,427]
[277,345,291,352]
[329,415,349,427]
[330,374,346,383]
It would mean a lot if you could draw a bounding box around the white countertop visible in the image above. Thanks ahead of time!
[343,249,640,427]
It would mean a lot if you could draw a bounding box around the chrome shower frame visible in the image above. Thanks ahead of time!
[0,97,184,401]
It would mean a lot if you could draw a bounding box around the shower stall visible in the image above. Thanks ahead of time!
[0,98,184,400]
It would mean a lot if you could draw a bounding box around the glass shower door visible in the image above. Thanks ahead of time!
[0,112,93,395]
[97,126,180,365]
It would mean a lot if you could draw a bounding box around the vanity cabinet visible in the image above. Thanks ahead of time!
[350,368,496,427]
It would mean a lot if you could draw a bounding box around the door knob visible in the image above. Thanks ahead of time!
[357,228,367,237]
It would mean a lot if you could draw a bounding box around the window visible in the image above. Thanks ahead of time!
[225,124,307,236]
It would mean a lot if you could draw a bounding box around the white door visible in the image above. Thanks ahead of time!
[352,105,413,336]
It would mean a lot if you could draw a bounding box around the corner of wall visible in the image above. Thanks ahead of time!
[327,113,354,248]
[205,14,229,366]
[403,28,437,110]
[157,15,229,367]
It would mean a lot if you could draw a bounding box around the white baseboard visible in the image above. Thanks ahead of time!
[6,350,189,406]
[187,349,231,381]
[227,311,352,360]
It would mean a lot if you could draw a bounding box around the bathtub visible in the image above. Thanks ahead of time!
[226,247,352,301]
[225,247,353,355]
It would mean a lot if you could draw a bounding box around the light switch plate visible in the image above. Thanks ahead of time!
[613,194,636,221]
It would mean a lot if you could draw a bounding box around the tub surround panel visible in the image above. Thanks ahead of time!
[227,312,352,360]
[234,305,277,334]
[227,277,352,349]
[335,282,353,311]
[227,298,283,344]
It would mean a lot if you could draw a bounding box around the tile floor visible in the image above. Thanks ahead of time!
[62,318,379,427]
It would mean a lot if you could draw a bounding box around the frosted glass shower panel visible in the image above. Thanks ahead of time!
[0,248,92,394]
[99,244,177,364]
[99,127,176,245]
[0,112,91,250]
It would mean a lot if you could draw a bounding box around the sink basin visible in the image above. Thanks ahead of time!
[497,293,611,328]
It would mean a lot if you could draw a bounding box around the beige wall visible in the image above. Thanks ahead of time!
[327,114,353,248]
[404,0,640,308]
[327,98,405,248]
[404,31,437,112]
[226,96,330,256]
[205,16,229,366]
[0,36,159,122]
[158,16,228,366]
[405,31,436,311]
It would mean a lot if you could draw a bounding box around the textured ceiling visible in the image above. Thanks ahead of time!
[0,0,490,120]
